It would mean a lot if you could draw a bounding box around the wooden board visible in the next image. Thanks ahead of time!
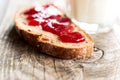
[0,0,120,80]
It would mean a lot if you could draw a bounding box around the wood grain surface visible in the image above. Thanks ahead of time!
[0,0,120,80]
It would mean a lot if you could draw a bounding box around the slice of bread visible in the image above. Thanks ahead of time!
[14,4,94,59]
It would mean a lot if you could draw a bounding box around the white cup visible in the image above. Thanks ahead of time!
[64,0,118,34]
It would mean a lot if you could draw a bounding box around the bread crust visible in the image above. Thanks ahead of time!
[14,6,94,59]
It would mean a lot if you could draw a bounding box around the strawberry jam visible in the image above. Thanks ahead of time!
[24,4,85,43]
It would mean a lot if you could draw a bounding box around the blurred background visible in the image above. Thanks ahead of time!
[0,0,120,33]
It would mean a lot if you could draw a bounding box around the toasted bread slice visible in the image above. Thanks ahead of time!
[14,4,94,59]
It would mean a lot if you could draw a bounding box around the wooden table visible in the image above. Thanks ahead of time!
[0,0,120,80]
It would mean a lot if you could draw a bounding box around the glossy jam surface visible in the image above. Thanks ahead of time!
[24,4,85,43]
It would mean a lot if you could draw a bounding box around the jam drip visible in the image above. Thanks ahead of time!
[24,4,85,43]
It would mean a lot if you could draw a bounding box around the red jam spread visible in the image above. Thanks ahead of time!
[24,4,85,43]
